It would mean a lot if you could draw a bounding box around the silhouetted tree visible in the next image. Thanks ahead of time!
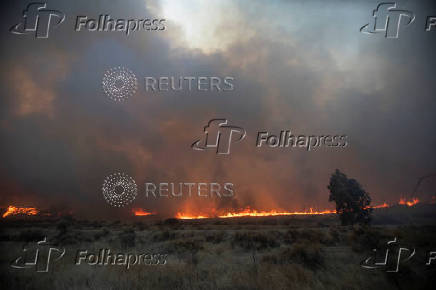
[327,169,372,225]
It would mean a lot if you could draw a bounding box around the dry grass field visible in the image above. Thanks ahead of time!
[1,205,435,290]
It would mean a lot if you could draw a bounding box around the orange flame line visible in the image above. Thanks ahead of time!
[218,207,336,218]
[175,212,209,220]
[370,202,389,209]
[174,198,420,220]
[132,208,154,216]
[398,197,419,207]
[2,205,39,218]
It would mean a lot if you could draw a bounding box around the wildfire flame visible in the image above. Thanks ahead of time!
[175,207,336,220]
[132,208,155,216]
[174,198,420,220]
[370,202,389,209]
[2,205,39,218]
[218,207,336,218]
[175,213,209,220]
[398,197,419,207]
[2,197,422,220]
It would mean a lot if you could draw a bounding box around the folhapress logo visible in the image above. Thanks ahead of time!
[11,238,167,271]
[11,237,65,272]
[10,2,65,38]
[192,119,348,155]
[192,119,246,155]
[10,3,166,39]
[360,237,436,272]
[360,2,415,38]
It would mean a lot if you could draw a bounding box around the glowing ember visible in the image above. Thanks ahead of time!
[132,208,154,216]
[398,197,419,207]
[2,205,39,218]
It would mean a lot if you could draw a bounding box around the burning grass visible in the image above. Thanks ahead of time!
[2,206,38,218]
[172,198,422,220]
[1,197,425,221]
